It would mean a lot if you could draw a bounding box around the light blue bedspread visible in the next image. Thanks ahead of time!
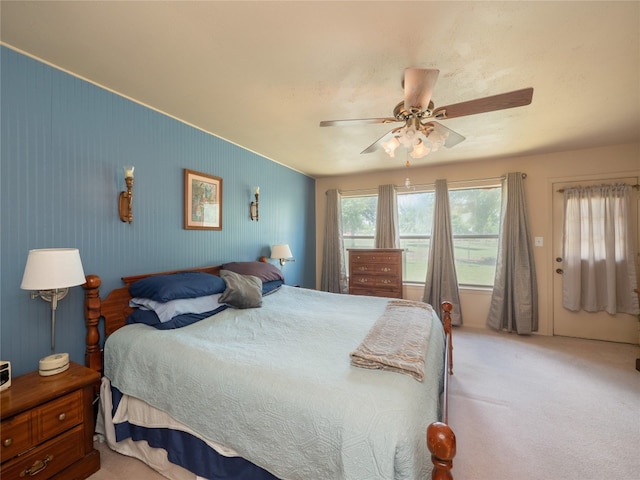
[104,286,445,480]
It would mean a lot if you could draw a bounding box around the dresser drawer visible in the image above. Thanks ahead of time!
[350,274,401,289]
[351,263,401,276]
[350,252,400,265]
[34,390,83,443]
[0,411,31,461]
[0,425,83,480]
[350,286,402,298]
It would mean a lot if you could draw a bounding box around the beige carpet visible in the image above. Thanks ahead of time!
[87,327,640,480]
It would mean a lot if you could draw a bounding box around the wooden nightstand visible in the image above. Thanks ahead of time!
[0,362,100,479]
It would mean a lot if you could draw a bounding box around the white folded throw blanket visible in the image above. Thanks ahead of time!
[350,299,434,382]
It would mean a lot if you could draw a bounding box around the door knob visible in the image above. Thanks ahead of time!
[555,257,563,262]
[556,268,563,274]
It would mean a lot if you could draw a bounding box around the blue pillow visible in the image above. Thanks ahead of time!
[126,305,228,329]
[129,272,226,302]
[262,280,284,295]
[130,293,223,323]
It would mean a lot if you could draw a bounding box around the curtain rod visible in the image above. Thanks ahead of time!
[556,183,640,193]
[336,173,526,195]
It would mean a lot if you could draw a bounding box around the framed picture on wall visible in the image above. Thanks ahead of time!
[184,169,222,230]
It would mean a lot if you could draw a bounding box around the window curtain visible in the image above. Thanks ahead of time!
[423,179,462,325]
[562,183,639,315]
[487,172,538,334]
[320,189,348,293]
[374,184,400,248]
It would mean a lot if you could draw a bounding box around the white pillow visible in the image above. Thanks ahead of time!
[130,293,223,323]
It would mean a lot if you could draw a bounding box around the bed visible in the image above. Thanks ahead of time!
[82,262,456,480]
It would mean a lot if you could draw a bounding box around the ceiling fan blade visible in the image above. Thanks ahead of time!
[403,68,439,113]
[432,87,533,119]
[429,122,466,148]
[319,117,399,127]
[360,127,401,154]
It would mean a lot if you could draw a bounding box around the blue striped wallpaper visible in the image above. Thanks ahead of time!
[0,47,316,376]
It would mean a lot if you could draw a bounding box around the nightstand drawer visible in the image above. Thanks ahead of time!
[0,411,31,461]
[0,425,83,480]
[34,390,82,443]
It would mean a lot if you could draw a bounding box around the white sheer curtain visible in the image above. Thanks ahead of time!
[320,189,348,293]
[423,179,462,325]
[375,184,400,248]
[562,184,639,315]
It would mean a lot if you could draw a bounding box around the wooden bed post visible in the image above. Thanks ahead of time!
[82,274,103,375]
[427,300,456,479]
[427,422,456,480]
[441,301,453,375]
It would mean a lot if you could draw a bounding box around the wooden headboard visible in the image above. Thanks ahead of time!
[82,265,223,376]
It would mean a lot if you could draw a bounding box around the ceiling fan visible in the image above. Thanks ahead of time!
[319,68,533,162]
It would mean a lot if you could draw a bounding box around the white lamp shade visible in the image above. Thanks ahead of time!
[271,244,293,260]
[21,248,86,290]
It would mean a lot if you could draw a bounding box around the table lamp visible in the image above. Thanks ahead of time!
[20,248,86,375]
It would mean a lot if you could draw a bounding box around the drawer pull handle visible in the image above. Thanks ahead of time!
[20,454,53,477]
[58,412,66,421]
[381,267,391,272]
[3,438,13,447]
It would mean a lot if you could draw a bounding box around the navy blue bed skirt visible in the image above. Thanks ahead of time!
[111,386,280,480]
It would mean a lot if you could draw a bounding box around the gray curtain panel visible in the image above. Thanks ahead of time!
[374,184,400,249]
[320,189,348,293]
[423,179,463,325]
[487,172,538,334]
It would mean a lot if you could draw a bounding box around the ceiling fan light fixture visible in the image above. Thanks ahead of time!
[428,128,447,149]
[399,124,419,147]
[410,138,429,158]
[382,136,400,157]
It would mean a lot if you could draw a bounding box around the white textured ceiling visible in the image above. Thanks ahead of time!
[1,1,639,177]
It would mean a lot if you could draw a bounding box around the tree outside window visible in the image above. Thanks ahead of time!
[342,186,501,287]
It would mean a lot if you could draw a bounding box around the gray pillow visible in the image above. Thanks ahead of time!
[219,270,263,309]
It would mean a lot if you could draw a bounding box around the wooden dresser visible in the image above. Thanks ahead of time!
[0,362,100,480]
[348,248,403,298]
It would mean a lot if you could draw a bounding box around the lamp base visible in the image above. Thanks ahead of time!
[39,352,70,376]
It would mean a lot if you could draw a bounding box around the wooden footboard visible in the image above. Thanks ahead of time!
[427,301,456,480]
[82,271,456,479]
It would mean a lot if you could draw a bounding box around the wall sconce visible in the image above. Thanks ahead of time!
[250,187,259,221]
[271,244,295,267]
[119,166,134,223]
[21,248,86,375]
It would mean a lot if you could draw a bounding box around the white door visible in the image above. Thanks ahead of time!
[552,176,639,343]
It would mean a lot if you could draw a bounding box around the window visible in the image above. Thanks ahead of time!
[342,195,377,255]
[397,191,434,283]
[448,187,501,287]
[341,185,501,287]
